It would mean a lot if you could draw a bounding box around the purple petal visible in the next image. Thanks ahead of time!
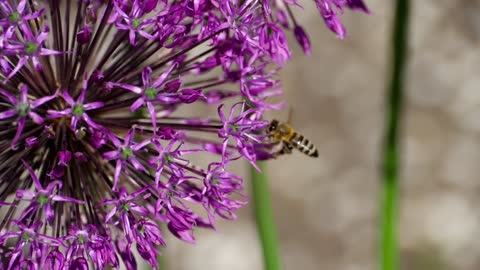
[16,189,36,199]
[69,257,89,270]
[82,114,103,130]
[113,160,122,191]
[5,56,27,82]
[0,109,16,119]
[346,0,370,13]
[83,102,104,110]
[294,26,312,55]
[103,150,120,160]
[44,203,55,221]
[39,48,63,56]
[152,62,178,88]
[31,90,58,108]
[132,139,150,151]
[61,90,75,106]
[0,89,18,104]
[11,117,25,149]
[129,157,146,171]
[130,97,145,112]
[108,82,142,94]
[147,101,157,131]
[28,111,44,124]
[71,116,79,130]
[47,109,71,118]
[142,67,153,87]
[22,160,44,190]
[51,195,85,204]
[58,150,72,166]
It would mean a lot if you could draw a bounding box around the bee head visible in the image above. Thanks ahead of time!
[268,120,279,132]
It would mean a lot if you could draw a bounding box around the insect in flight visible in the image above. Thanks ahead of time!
[266,119,319,158]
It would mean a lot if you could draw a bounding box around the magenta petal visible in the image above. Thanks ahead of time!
[46,250,65,270]
[132,139,150,151]
[47,109,71,118]
[82,114,103,130]
[51,195,85,204]
[31,91,58,108]
[44,203,55,221]
[5,56,27,82]
[0,89,18,104]
[130,97,145,112]
[103,150,120,160]
[61,90,75,105]
[129,157,146,171]
[294,26,312,55]
[16,189,36,199]
[105,207,117,224]
[28,111,44,124]
[69,257,89,270]
[11,117,25,149]
[58,150,72,166]
[0,109,16,119]
[83,102,104,110]
[142,67,153,86]
[168,223,196,244]
[113,160,122,191]
[109,82,142,94]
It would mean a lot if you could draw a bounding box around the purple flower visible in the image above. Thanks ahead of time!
[0,0,44,33]
[2,23,62,81]
[0,0,367,268]
[102,127,150,191]
[48,77,104,131]
[0,84,56,148]
[16,161,85,222]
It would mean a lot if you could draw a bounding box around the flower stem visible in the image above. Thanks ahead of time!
[251,162,282,270]
[381,0,410,270]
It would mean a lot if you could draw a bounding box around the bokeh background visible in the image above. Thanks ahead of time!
[145,1,480,269]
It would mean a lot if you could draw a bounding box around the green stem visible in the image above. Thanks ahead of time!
[381,1,410,270]
[251,162,282,270]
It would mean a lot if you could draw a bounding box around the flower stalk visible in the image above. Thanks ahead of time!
[251,162,282,270]
[381,0,411,269]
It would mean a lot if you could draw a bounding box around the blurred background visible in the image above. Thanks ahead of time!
[150,1,480,269]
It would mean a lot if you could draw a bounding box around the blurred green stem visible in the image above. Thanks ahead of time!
[251,162,282,270]
[381,0,410,270]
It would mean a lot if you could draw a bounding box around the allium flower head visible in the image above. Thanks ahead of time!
[0,0,367,269]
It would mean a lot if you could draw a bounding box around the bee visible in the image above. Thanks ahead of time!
[267,119,318,158]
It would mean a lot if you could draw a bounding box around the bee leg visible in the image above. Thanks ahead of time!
[279,143,293,155]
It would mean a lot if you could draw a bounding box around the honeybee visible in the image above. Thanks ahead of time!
[267,119,318,158]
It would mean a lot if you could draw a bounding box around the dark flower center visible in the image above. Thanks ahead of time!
[121,147,133,160]
[132,18,142,28]
[37,194,49,204]
[165,36,174,46]
[72,104,84,116]
[22,232,31,242]
[163,154,173,164]
[120,202,131,212]
[24,42,38,54]
[16,103,30,117]
[77,235,85,244]
[145,87,157,100]
[8,12,20,23]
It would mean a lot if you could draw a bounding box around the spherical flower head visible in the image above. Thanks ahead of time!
[0,0,368,268]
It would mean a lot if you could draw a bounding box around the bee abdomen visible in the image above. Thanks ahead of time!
[292,135,318,158]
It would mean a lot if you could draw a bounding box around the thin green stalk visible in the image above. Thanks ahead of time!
[381,1,410,270]
[251,162,282,270]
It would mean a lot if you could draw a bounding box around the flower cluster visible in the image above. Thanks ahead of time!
[0,0,367,269]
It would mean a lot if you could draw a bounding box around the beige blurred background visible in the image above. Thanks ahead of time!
[150,1,480,269]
